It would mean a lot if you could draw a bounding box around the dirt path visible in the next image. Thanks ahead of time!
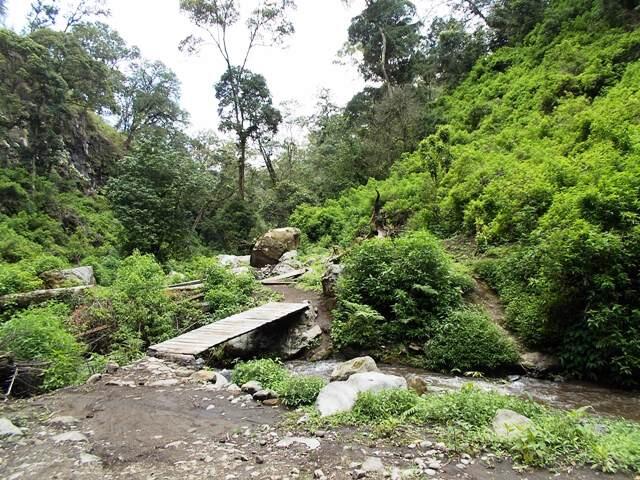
[0,356,635,480]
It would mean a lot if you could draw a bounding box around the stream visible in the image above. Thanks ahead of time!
[286,359,640,422]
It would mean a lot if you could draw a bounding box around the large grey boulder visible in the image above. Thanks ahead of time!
[331,356,379,381]
[41,266,96,289]
[316,372,407,417]
[250,228,301,268]
[492,409,533,440]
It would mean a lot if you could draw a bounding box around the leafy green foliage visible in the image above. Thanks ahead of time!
[203,261,274,320]
[425,307,519,372]
[231,358,288,388]
[276,376,326,408]
[333,232,473,352]
[0,304,88,390]
[231,359,325,408]
[292,3,640,385]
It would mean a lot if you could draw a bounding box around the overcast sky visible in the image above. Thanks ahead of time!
[5,0,447,134]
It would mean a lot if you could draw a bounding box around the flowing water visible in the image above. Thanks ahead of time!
[286,359,640,422]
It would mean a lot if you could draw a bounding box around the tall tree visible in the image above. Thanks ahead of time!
[27,0,109,33]
[215,67,281,192]
[347,0,423,89]
[179,0,296,198]
[117,61,187,147]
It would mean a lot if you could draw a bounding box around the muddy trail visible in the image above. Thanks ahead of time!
[1,356,635,480]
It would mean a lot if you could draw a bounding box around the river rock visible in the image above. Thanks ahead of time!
[241,381,263,395]
[52,431,88,443]
[492,409,533,439]
[521,351,560,375]
[276,436,320,450]
[362,456,385,474]
[250,227,301,268]
[47,416,80,428]
[218,255,251,269]
[41,266,96,289]
[0,417,22,437]
[189,370,216,383]
[316,372,407,417]
[406,374,429,395]
[253,389,278,401]
[331,356,379,381]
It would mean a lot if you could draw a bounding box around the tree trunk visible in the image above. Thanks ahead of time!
[258,139,278,186]
[0,285,93,309]
[378,25,392,93]
[238,137,247,200]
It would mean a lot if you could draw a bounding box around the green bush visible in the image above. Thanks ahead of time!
[231,359,325,407]
[333,231,473,350]
[425,307,519,372]
[203,262,274,320]
[276,376,326,408]
[0,304,87,390]
[0,263,43,296]
[231,359,288,388]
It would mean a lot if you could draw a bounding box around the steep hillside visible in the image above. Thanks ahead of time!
[292,5,640,386]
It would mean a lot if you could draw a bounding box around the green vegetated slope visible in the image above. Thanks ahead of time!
[292,6,640,386]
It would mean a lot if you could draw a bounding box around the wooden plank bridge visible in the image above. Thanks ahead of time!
[148,302,309,356]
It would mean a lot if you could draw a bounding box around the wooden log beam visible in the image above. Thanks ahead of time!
[0,285,94,309]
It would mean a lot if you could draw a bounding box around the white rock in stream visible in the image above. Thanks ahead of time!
[316,372,407,417]
[0,418,22,437]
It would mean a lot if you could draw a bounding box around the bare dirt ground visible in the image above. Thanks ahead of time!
[0,356,635,480]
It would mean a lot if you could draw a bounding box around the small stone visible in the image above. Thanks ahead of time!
[189,370,216,383]
[206,404,215,410]
[253,389,278,401]
[79,453,101,465]
[105,379,136,388]
[276,436,320,450]
[313,469,326,479]
[227,384,242,393]
[241,381,263,395]
[53,431,88,443]
[262,398,279,407]
[406,374,429,395]
[427,460,441,470]
[86,373,102,384]
[362,456,385,473]
[419,440,433,449]
[424,468,437,476]
[492,409,533,440]
[313,430,327,438]
[105,362,119,374]
[47,416,80,428]
[0,418,22,437]
[147,378,180,387]
[255,456,264,464]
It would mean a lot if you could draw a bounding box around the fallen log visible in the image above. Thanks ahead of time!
[0,285,94,309]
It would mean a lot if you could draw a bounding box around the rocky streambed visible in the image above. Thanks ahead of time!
[0,355,638,480]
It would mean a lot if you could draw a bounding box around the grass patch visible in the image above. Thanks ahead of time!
[232,359,326,408]
[297,384,640,473]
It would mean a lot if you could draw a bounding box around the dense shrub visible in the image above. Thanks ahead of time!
[333,231,473,351]
[0,304,88,390]
[425,307,519,372]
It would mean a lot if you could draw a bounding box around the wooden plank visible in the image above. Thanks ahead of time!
[148,302,308,356]
[260,268,308,285]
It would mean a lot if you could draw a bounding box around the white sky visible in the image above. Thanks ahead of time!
[5,0,448,134]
